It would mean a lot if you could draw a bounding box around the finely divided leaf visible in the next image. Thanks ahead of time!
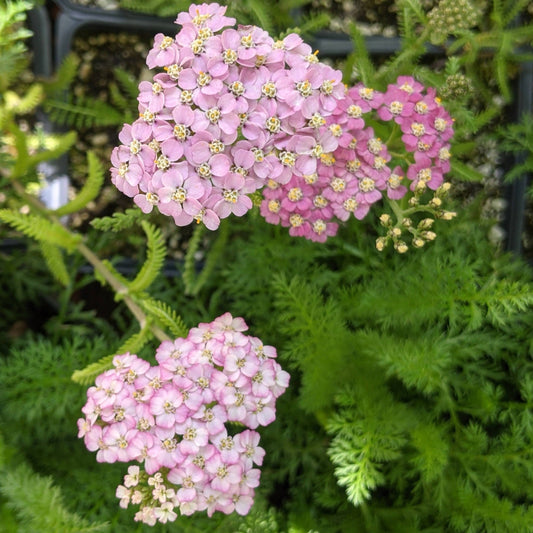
[53,151,104,216]
[38,242,70,287]
[0,209,81,251]
[141,298,189,339]
[128,221,166,293]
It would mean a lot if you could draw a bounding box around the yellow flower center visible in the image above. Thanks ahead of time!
[331,177,346,192]
[172,187,187,203]
[359,177,375,192]
[296,80,312,97]
[266,116,281,133]
[222,49,237,65]
[390,101,403,114]
[289,213,304,227]
[160,36,174,50]
[268,199,280,213]
[313,219,327,234]
[287,187,302,201]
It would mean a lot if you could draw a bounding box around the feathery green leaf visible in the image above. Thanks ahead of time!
[71,354,115,386]
[0,209,81,251]
[90,208,144,232]
[38,241,70,287]
[53,151,105,216]
[141,298,189,339]
[128,220,166,293]
[0,463,110,533]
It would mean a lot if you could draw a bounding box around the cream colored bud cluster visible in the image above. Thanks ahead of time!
[427,0,482,45]
[376,182,456,253]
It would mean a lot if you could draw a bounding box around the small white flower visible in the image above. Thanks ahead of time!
[124,465,140,487]
[115,485,131,509]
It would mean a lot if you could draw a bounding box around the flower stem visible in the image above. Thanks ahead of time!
[76,241,170,343]
[13,179,171,343]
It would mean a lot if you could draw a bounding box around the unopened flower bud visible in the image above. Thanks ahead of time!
[394,241,408,253]
[440,210,457,220]
[429,197,442,208]
[379,213,392,226]
[418,218,434,230]
[422,231,437,241]
[437,182,451,196]
[389,227,402,238]
[409,196,419,207]
[412,237,425,248]
[415,181,427,194]
[401,218,412,228]
[376,236,388,251]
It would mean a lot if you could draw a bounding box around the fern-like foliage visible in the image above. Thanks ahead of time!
[343,22,376,86]
[141,297,189,338]
[182,222,205,295]
[263,211,533,529]
[0,462,109,533]
[1,83,43,121]
[272,273,359,414]
[90,208,144,232]
[44,61,138,130]
[118,0,328,37]
[0,0,33,93]
[71,354,115,386]
[0,209,81,251]
[112,67,141,104]
[7,120,76,179]
[41,52,80,97]
[449,483,533,533]
[499,113,533,183]
[118,0,191,18]
[44,92,130,129]
[128,220,166,294]
[115,323,154,356]
[38,241,70,287]
[185,221,229,297]
[0,335,112,444]
[327,388,409,507]
[53,151,105,216]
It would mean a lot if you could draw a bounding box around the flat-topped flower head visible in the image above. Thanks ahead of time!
[111,4,455,245]
[79,312,289,523]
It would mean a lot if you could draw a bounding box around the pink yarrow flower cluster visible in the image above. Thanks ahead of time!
[77,313,289,524]
[110,2,454,243]
[110,2,346,233]
[259,76,454,242]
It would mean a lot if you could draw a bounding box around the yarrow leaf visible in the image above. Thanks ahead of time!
[42,52,80,96]
[71,354,115,386]
[0,209,81,252]
[0,463,110,533]
[128,220,166,294]
[53,151,105,216]
[90,208,144,232]
[140,298,189,338]
[114,324,153,356]
[45,93,127,129]
[38,241,70,287]
[327,391,408,506]
[188,221,229,297]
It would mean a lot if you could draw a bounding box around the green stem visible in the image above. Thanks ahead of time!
[13,179,171,343]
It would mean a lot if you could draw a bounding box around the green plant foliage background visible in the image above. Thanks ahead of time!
[1,0,533,532]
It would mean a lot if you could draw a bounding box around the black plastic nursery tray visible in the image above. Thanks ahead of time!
[51,0,176,66]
